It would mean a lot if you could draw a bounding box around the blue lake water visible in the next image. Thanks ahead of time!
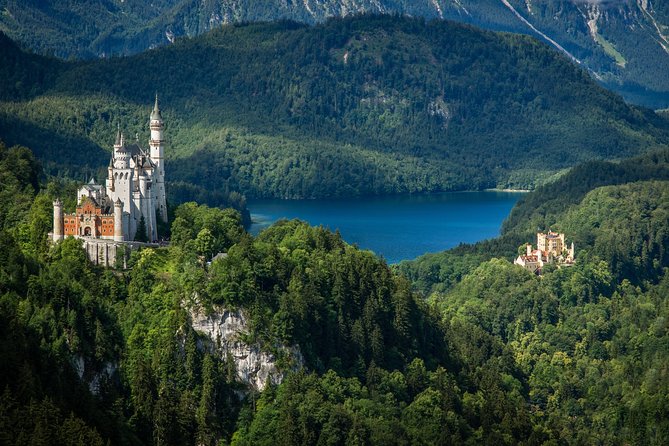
[249,191,524,264]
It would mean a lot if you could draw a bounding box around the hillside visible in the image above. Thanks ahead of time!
[397,147,669,295]
[0,142,538,445]
[425,180,669,444]
[397,154,669,444]
[1,1,668,107]
[2,141,669,444]
[1,16,668,201]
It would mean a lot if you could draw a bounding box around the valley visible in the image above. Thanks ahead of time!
[1,16,668,208]
[1,8,669,446]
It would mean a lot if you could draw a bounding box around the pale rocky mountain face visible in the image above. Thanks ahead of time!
[1,0,667,104]
[189,307,303,391]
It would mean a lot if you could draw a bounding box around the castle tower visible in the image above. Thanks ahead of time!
[52,199,63,242]
[114,198,124,242]
[107,156,114,192]
[113,130,130,170]
[149,94,167,223]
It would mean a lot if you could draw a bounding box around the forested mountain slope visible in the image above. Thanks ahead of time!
[0,141,541,445]
[3,141,669,444]
[398,147,669,295]
[2,0,668,107]
[397,153,669,444]
[1,16,668,200]
[424,180,669,444]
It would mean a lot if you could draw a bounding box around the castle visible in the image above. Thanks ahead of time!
[51,96,167,265]
[514,231,575,274]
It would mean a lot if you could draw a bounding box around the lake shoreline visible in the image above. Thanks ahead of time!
[250,189,531,202]
[248,191,523,263]
[483,188,531,193]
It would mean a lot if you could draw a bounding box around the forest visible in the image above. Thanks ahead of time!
[1,15,669,202]
[398,148,669,294]
[2,129,669,444]
[2,1,669,109]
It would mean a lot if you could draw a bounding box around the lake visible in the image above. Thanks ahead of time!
[249,191,524,264]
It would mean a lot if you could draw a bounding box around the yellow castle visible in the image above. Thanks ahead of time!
[514,231,575,274]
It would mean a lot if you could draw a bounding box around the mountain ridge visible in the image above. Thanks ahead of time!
[1,0,668,107]
[1,16,668,202]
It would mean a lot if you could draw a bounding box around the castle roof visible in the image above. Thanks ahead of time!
[81,181,103,192]
[520,255,539,263]
[151,94,162,121]
[115,125,122,146]
[79,195,99,208]
[140,156,155,169]
[125,143,144,157]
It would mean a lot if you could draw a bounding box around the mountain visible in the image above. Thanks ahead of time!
[1,0,668,107]
[3,137,669,444]
[397,147,669,295]
[394,151,669,444]
[1,16,668,201]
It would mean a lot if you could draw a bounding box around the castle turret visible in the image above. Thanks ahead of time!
[113,198,124,242]
[52,199,64,242]
[107,157,115,192]
[149,94,167,223]
[113,124,122,151]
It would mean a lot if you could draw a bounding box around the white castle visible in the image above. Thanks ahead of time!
[51,97,167,264]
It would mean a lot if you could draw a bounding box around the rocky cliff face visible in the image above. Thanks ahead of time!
[189,307,303,391]
[72,355,117,396]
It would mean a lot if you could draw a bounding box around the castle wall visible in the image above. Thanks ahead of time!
[53,98,167,264]
[52,200,63,241]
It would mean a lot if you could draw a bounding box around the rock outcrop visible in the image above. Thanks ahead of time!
[190,307,303,391]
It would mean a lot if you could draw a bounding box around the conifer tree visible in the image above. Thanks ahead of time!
[134,216,148,242]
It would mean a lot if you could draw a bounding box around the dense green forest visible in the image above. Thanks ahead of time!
[2,1,669,108]
[3,132,669,443]
[0,141,536,444]
[1,16,668,201]
[398,148,669,295]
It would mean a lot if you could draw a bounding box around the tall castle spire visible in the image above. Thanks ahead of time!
[149,93,167,223]
[114,123,122,146]
[151,93,162,121]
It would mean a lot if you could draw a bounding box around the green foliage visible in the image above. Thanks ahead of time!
[134,215,148,242]
[1,2,668,107]
[394,249,488,296]
[503,148,669,236]
[1,16,668,202]
[171,202,244,260]
[3,140,669,445]
[400,178,669,445]
[231,368,471,446]
[0,141,41,230]
[206,219,446,375]
[428,254,669,444]
[0,228,135,444]
[558,181,669,284]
